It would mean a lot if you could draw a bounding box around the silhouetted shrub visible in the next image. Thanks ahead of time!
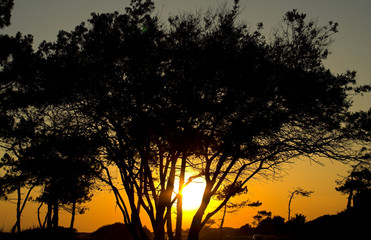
[256,216,286,235]
[0,227,79,240]
[92,223,134,240]
[239,223,254,235]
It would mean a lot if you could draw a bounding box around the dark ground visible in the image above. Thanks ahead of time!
[0,210,368,240]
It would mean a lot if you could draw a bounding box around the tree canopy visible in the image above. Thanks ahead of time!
[0,0,13,29]
[0,0,370,239]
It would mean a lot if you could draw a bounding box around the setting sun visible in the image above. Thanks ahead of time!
[181,179,206,211]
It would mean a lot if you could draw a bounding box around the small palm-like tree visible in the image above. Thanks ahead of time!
[288,187,314,221]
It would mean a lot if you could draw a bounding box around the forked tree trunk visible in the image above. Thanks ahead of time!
[187,209,205,240]
[187,185,212,240]
[150,184,166,240]
[154,156,177,240]
[11,185,35,233]
[153,217,166,240]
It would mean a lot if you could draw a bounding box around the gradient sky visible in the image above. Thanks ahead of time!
[1,0,370,233]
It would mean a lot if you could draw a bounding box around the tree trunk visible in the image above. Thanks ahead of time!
[70,201,76,229]
[288,191,295,222]
[153,192,167,240]
[11,185,35,233]
[166,205,175,240]
[346,190,353,211]
[153,218,166,240]
[219,204,227,240]
[187,209,204,240]
[176,155,186,240]
[187,185,212,240]
[46,199,53,228]
[11,187,22,233]
[37,202,44,228]
[52,201,59,228]
[154,156,177,240]
[175,195,183,240]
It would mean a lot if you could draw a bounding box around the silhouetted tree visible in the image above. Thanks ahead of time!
[2,0,370,240]
[0,153,36,233]
[286,213,307,235]
[19,107,102,229]
[336,110,371,211]
[256,215,286,235]
[215,182,245,240]
[239,223,254,235]
[0,104,101,230]
[253,210,272,226]
[336,165,371,211]
[214,182,261,240]
[287,187,313,221]
[290,213,306,224]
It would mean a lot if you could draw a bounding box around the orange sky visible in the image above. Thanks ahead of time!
[1,0,370,233]
[0,158,351,232]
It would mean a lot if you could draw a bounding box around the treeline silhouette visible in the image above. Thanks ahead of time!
[0,207,369,240]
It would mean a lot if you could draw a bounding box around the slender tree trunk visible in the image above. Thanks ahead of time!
[175,194,183,240]
[44,203,51,228]
[11,187,22,233]
[121,177,149,240]
[288,191,296,222]
[166,205,175,240]
[176,155,186,240]
[346,190,353,211]
[38,202,44,228]
[52,201,59,228]
[219,203,227,240]
[46,199,53,228]
[11,185,35,232]
[70,201,76,229]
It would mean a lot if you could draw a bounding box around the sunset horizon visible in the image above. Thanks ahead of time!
[1,1,370,240]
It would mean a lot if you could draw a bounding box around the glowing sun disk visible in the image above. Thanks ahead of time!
[178,180,206,211]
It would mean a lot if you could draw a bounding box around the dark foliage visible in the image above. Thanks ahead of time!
[92,223,135,240]
[335,165,371,210]
[0,0,13,28]
[0,227,79,240]
[256,216,286,235]
[239,223,254,235]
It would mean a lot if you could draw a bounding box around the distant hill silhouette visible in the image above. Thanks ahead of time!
[303,210,368,240]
